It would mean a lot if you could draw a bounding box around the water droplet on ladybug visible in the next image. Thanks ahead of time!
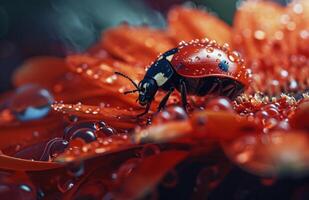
[222,43,230,51]
[228,51,240,62]
[9,84,53,121]
[206,47,214,53]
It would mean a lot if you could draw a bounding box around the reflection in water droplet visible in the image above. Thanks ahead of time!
[57,179,74,193]
[293,3,303,14]
[67,162,85,177]
[228,51,240,62]
[71,129,97,143]
[153,106,187,124]
[9,84,54,121]
[19,184,31,192]
[40,138,69,161]
[254,30,266,40]
[206,47,214,53]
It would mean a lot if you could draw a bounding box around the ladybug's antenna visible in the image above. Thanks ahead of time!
[124,89,139,95]
[115,72,139,89]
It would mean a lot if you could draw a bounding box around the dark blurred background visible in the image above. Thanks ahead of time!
[0,0,289,93]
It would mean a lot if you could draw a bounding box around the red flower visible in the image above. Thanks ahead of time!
[0,1,309,199]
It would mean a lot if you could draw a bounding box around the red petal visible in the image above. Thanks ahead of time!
[112,151,188,200]
[167,6,232,44]
[288,0,309,56]
[52,103,141,129]
[222,130,309,176]
[13,57,68,88]
[0,154,61,171]
[101,24,175,66]
[0,114,64,151]
[232,1,289,65]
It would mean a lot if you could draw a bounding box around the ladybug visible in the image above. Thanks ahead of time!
[116,39,251,116]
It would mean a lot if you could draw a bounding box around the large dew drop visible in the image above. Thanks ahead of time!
[9,84,54,121]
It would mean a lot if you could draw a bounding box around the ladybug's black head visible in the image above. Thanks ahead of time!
[115,72,158,107]
[138,78,158,106]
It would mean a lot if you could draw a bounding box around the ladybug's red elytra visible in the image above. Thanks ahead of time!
[116,38,251,116]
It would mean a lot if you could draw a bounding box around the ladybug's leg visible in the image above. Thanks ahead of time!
[137,102,151,117]
[180,80,188,112]
[157,87,175,112]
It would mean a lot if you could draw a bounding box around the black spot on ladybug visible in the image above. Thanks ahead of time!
[218,60,229,72]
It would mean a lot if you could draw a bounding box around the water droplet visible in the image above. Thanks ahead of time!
[299,30,309,40]
[274,31,284,40]
[19,184,32,192]
[228,51,240,62]
[116,158,141,181]
[71,129,97,143]
[105,75,117,84]
[254,30,266,40]
[209,40,217,46]
[9,84,53,121]
[40,138,69,161]
[67,162,85,177]
[153,106,187,124]
[206,97,234,112]
[222,43,230,51]
[286,22,296,31]
[289,79,298,90]
[95,121,116,136]
[280,69,288,78]
[293,3,303,14]
[206,47,214,53]
[64,121,97,140]
[57,178,74,193]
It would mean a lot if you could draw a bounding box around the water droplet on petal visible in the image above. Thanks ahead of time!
[293,3,303,14]
[71,129,97,143]
[40,138,69,161]
[57,178,74,193]
[9,84,53,121]
[67,162,85,177]
[153,106,187,124]
[19,184,32,192]
[254,30,266,40]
